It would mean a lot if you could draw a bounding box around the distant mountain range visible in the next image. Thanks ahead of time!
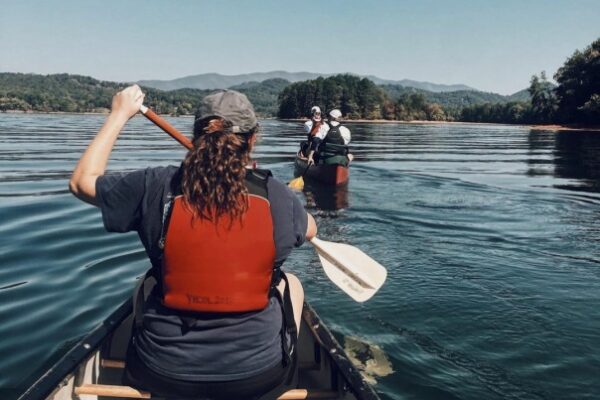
[0,72,530,117]
[138,71,477,93]
[382,85,530,110]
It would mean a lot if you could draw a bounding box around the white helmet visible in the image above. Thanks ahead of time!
[310,106,321,115]
[329,109,342,120]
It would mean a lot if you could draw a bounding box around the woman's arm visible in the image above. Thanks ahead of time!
[307,123,330,165]
[69,85,145,206]
[306,212,317,240]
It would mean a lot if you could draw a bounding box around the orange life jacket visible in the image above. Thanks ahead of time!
[160,170,276,313]
[309,120,321,136]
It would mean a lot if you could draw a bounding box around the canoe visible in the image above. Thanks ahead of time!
[17,298,380,400]
[294,155,349,186]
[303,180,349,211]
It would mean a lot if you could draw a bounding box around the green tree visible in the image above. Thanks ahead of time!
[528,71,557,123]
[425,103,445,121]
[277,74,389,119]
[554,38,600,124]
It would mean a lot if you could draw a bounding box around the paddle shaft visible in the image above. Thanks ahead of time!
[302,163,311,176]
[139,105,193,150]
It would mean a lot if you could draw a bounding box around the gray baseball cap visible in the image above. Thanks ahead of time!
[195,90,258,133]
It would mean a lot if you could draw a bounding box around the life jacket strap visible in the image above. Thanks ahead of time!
[274,273,299,385]
[158,194,175,250]
[134,270,158,331]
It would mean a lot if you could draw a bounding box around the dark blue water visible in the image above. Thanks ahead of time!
[1,114,600,400]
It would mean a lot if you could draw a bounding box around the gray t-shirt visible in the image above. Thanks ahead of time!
[96,166,307,381]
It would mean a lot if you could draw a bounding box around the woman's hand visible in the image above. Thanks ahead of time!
[70,85,144,206]
[111,84,145,121]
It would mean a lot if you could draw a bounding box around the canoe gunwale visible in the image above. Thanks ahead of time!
[17,299,380,400]
[17,299,134,400]
[302,303,380,400]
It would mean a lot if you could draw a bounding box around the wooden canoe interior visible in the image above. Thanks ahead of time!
[37,302,378,400]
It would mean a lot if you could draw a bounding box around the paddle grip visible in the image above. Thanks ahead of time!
[140,107,193,150]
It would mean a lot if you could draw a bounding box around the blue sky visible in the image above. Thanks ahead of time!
[1,0,599,94]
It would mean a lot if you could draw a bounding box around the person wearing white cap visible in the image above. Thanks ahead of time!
[325,109,351,145]
[307,109,352,166]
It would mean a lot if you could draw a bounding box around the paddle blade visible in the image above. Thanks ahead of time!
[288,176,305,191]
[311,238,387,302]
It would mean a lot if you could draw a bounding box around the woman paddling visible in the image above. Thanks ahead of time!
[301,105,328,157]
[69,85,317,399]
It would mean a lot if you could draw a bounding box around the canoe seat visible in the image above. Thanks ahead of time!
[74,384,150,399]
[101,358,319,371]
[93,359,338,399]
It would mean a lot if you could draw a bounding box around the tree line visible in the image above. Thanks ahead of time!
[278,38,599,126]
[0,73,210,115]
[2,37,598,126]
[277,73,505,121]
[0,73,283,117]
[278,74,473,121]
[461,37,599,125]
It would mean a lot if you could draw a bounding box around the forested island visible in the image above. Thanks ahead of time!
[1,38,598,126]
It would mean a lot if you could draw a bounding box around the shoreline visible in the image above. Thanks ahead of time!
[278,118,600,132]
[527,124,600,132]
[3,111,599,132]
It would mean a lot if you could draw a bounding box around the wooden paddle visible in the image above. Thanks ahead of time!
[139,105,193,150]
[138,105,387,302]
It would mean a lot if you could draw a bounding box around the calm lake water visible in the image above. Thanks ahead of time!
[1,113,600,400]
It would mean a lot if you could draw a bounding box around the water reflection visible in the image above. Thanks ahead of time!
[3,115,600,400]
[553,131,600,192]
[303,181,349,212]
[526,130,555,178]
[527,129,600,192]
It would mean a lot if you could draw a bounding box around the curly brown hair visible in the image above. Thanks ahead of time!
[180,117,257,223]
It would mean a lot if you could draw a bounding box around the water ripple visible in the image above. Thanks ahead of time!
[2,115,600,399]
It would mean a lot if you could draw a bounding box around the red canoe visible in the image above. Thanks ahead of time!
[294,155,350,185]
